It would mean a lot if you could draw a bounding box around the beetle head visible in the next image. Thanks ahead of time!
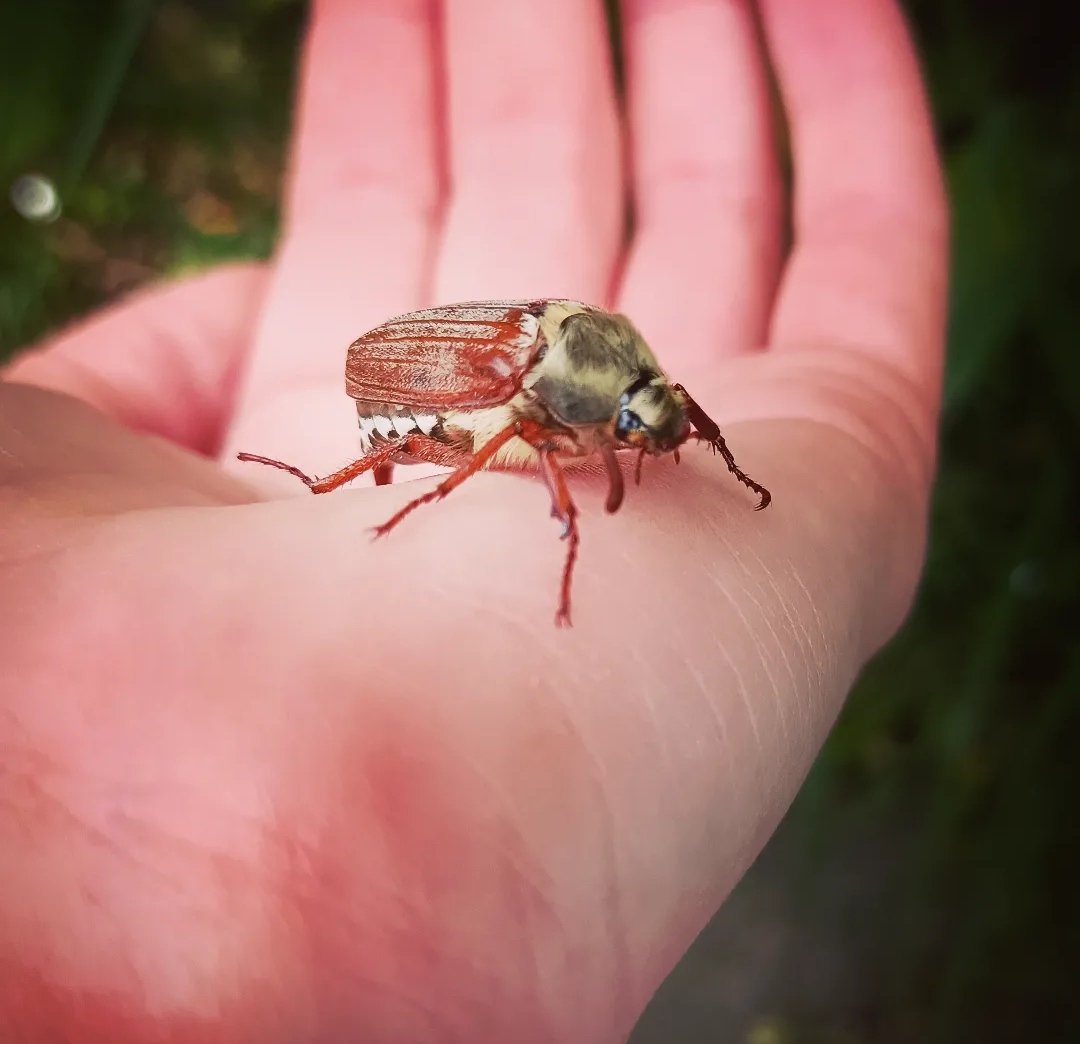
[615,373,691,454]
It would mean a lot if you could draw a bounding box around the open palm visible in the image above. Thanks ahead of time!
[1,1,946,1040]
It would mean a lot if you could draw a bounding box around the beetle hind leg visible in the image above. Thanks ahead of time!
[235,452,319,488]
[238,443,403,494]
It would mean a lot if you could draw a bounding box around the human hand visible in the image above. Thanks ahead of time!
[1,1,946,1040]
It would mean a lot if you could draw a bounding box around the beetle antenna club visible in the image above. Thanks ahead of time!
[239,299,771,623]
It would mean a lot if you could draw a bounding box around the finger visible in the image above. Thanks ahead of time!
[760,0,948,393]
[228,0,442,469]
[617,0,781,367]
[2,264,267,455]
[433,0,623,303]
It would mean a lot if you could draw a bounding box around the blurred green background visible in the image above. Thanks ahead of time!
[1,1,1076,1040]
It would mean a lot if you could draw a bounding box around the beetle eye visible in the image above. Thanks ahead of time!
[616,408,645,438]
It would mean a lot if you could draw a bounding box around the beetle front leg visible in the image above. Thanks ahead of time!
[672,383,772,510]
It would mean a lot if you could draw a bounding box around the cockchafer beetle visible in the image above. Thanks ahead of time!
[239,300,771,625]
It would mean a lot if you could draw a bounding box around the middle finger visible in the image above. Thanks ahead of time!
[434,0,624,303]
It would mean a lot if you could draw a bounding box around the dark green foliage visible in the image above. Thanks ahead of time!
[796,1,1080,1038]
[0,0,298,352]
[1,1,1076,1038]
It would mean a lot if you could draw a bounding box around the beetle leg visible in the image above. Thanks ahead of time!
[375,420,582,624]
[235,452,318,487]
[508,419,582,626]
[534,449,579,627]
[687,431,772,510]
[369,423,523,539]
[672,383,772,510]
[237,443,403,493]
[600,443,625,513]
[373,461,395,486]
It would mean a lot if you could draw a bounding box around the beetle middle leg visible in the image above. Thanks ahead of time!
[534,449,579,627]
[507,419,582,626]
[368,423,525,538]
[376,419,583,626]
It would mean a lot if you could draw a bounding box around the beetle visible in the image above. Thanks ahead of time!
[238,299,771,626]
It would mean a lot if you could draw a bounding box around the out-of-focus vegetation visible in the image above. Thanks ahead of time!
[795,1,1079,1038]
[1,1,1076,1040]
[0,0,296,351]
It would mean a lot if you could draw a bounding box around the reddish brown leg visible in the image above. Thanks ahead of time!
[369,422,525,538]
[511,420,581,625]
[536,449,579,627]
[237,443,402,493]
[383,417,582,625]
[243,421,586,627]
[238,435,459,495]
[599,443,624,513]
[672,383,772,510]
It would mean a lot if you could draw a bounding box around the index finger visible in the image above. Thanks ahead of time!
[227,0,442,473]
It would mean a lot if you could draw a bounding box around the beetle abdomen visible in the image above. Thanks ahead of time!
[355,401,441,452]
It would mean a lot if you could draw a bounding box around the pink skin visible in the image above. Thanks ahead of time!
[0,0,946,1040]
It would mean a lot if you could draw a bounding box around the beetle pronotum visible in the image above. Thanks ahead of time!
[238,300,771,625]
